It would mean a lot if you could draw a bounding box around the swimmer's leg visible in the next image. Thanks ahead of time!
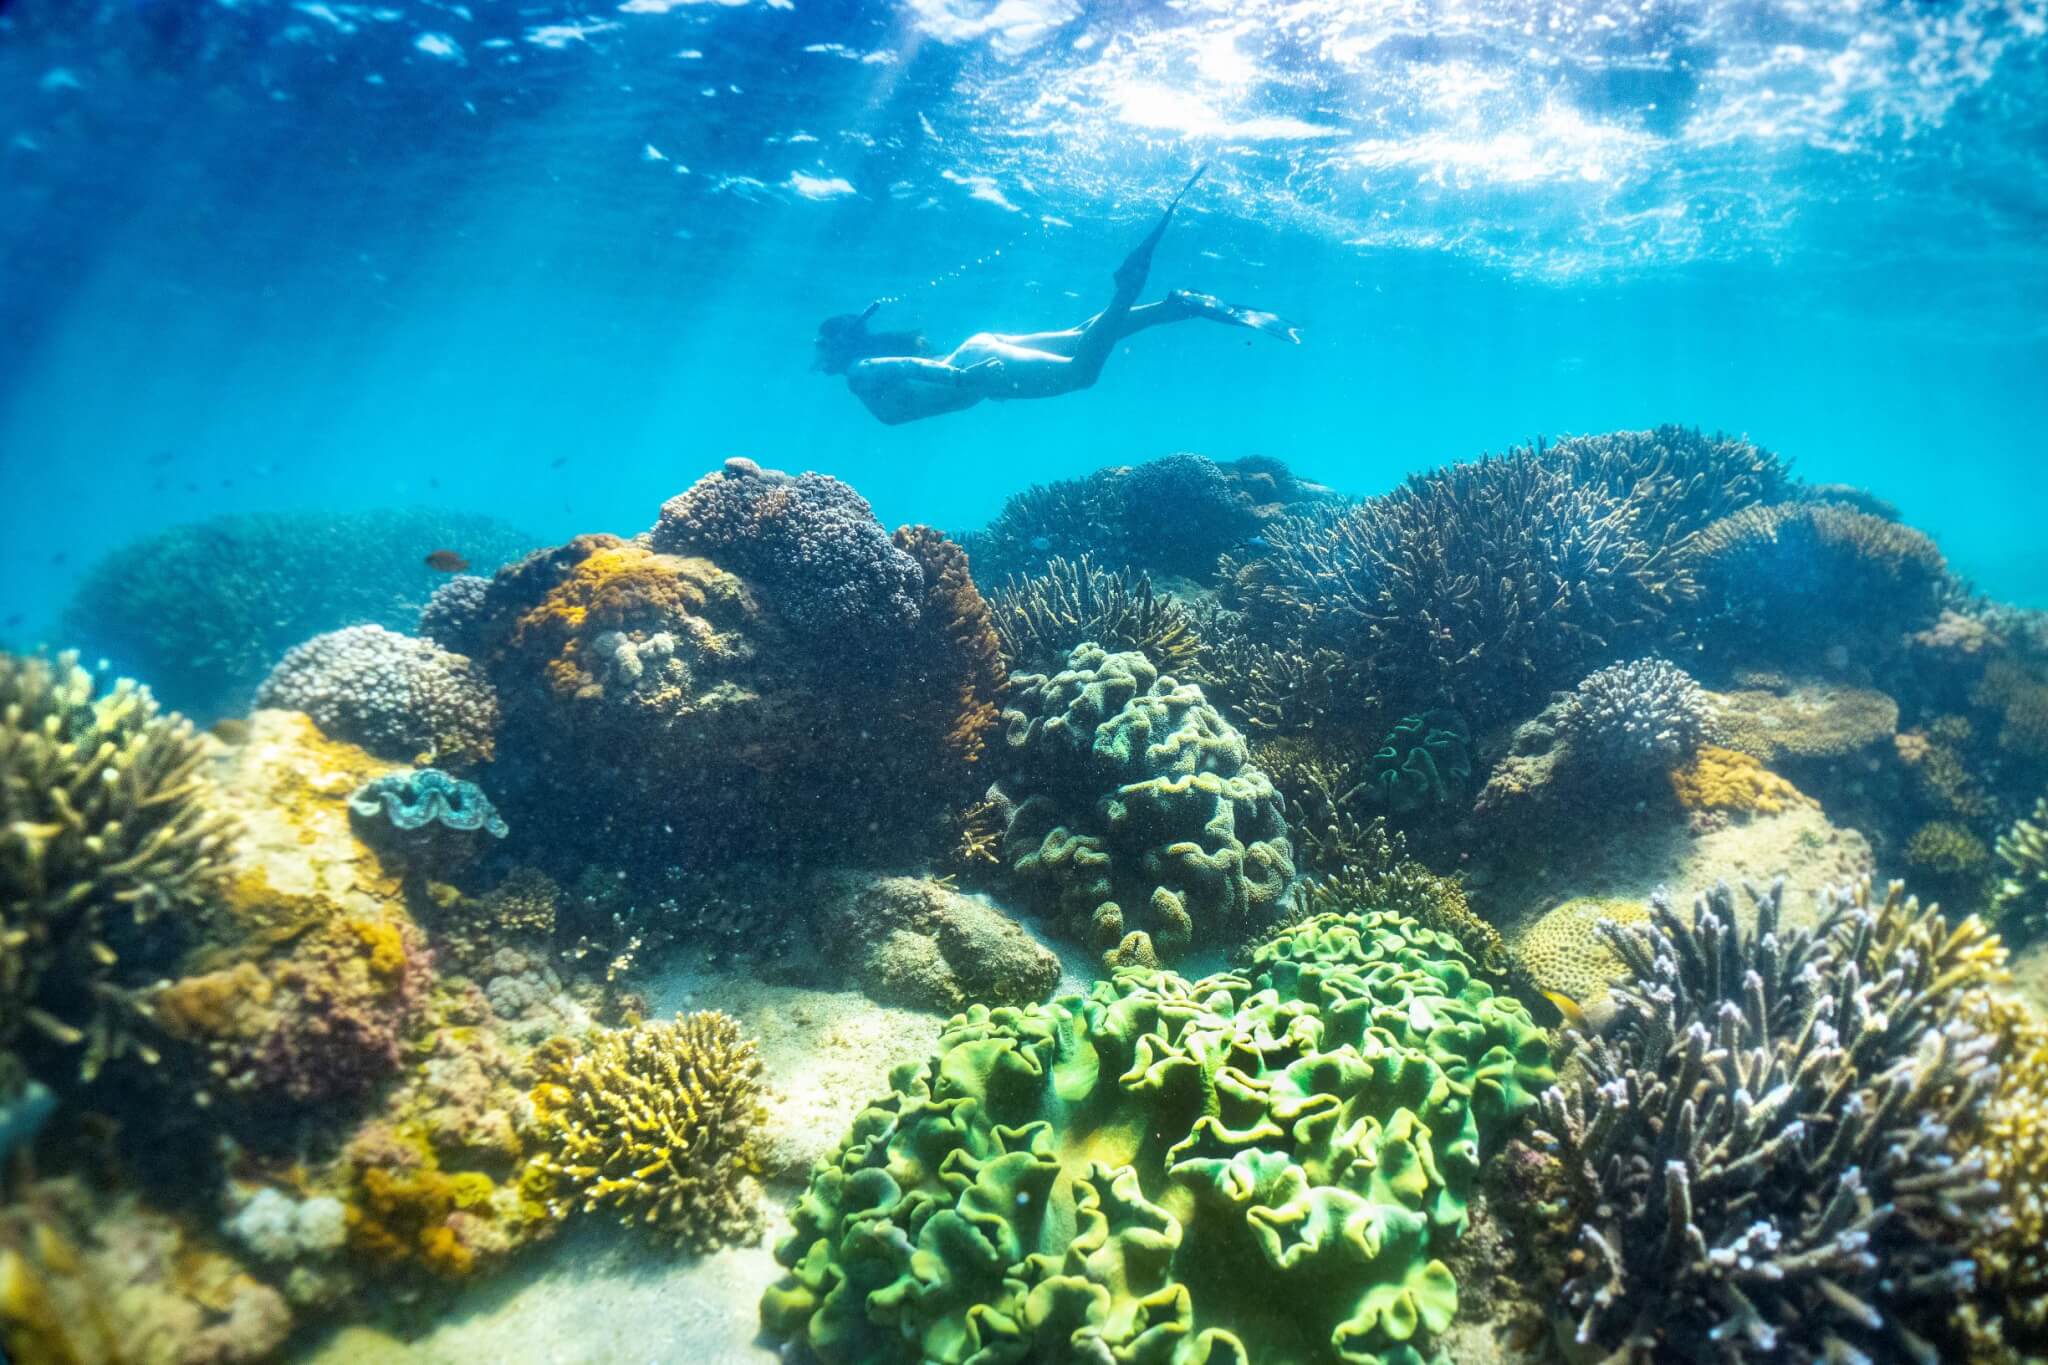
[1111,290,1303,344]
[1071,167,1208,385]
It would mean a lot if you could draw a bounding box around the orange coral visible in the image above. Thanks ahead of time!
[349,1164,478,1277]
[346,918,409,982]
[1670,745,1812,815]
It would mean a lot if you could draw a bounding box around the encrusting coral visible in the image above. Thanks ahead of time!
[255,624,500,768]
[989,553,1203,675]
[1511,895,1648,1016]
[528,1010,767,1252]
[1530,878,2006,1363]
[993,643,1294,966]
[761,906,1553,1365]
[0,650,236,1084]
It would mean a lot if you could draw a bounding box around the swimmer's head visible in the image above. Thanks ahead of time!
[814,306,929,374]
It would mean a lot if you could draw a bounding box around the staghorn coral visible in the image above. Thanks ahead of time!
[989,553,1202,675]
[255,624,499,768]
[649,456,923,642]
[1993,796,2048,943]
[1547,426,1793,548]
[761,906,1553,1365]
[0,651,236,1084]
[1903,819,1995,906]
[993,644,1294,967]
[58,508,533,721]
[1531,878,2006,1363]
[1685,501,1950,656]
[1669,744,1810,815]
[529,1010,767,1252]
[1229,447,1691,729]
[1557,657,1716,771]
[1957,992,2048,1358]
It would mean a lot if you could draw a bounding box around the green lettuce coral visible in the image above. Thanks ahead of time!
[760,906,1553,1365]
[993,644,1294,967]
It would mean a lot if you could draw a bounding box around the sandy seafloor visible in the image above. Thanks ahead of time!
[297,828,2048,1365]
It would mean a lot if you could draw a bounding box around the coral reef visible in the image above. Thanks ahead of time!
[1709,677,1898,763]
[1510,895,1647,1020]
[1958,992,2048,1359]
[1361,709,1473,811]
[989,553,1202,675]
[1903,819,1995,906]
[528,1010,767,1252]
[761,906,1552,1365]
[1229,444,1693,729]
[1547,426,1794,546]
[649,456,923,642]
[1531,878,2005,1363]
[255,624,500,768]
[1,650,236,1084]
[993,644,1294,966]
[416,572,494,655]
[1975,659,2048,759]
[1994,795,2048,942]
[1556,657,1715,771]
[1668,744,1810,814]
[59,508,532,721]
[1110,452,1261,576]
[882,526,1009,804]
[1685,501,1950,658]
[810,871,1060,1013]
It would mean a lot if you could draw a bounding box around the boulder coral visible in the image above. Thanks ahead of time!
[760,906,1552,1365]
[255,624,500,768]
[810,871,1060,1013]
[993,644,1294,967]
[0,650,236,1085]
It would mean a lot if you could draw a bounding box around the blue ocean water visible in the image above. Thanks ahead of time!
[2,0,2045,636]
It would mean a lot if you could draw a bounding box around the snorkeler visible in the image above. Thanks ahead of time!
[814,167,1299,426]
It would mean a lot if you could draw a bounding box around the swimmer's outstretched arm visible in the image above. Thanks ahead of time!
[850,354,998,388]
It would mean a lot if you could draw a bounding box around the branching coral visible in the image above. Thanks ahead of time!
[1903,819,1995,906]
[1558,657,1716,771]
[1993,796,2048,943]
[649,456,923,641]
[255,624,500,768]
[1686,501,1950,654]
[993,644,1294,966]
[1956,992,2048,1358]
[1532,878,2006,1363]
[761,907,1551,1365]
[528,1010,766,1252]
[1230,447,1693,728]
[1974,659,2048,759]
[1547,426,1793,549]
[989,553,1202,675]
[0,651,236,1083]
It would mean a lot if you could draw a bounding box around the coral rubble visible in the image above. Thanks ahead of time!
[761,906,1551,1364]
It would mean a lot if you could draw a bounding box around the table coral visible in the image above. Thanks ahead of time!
[1532,878,2006,1363]
[994,643,1295,967]
[1,650,236,1084]
[255,624,500,768]
[528,1010,766,1252]
[760,906,1552,1365]
[1709,679,1898,762]
[1668,744,1810,814]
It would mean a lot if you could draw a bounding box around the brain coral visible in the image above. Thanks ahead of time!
[60,508,532,721]
[761,907,1553,1365]
[994,643,1295,966]
[649,456,924,643]
[255,625,500,768]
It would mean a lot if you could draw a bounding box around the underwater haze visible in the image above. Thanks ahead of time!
[11,4,2048,1365]
[3,0,2047,629]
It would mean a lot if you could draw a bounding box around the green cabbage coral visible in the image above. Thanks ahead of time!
[760,907,1553,1365]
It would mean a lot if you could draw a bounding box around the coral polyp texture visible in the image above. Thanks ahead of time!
[1532,878,2006,1363]
[0,650,236,1082]
[529,1010,767,1252]
[1557,657,1715,771]
[254,624,501,768]
[649,456,924,641]
[1668,743,1810,814]
[1993,795,2048,942]
[59,508,533,721]
[993,643,1294,966]
[760,907,1553,1365]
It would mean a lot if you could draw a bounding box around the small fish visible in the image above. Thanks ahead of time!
[424,550,470,573]
[1029,535,1052,552]
[210,717,252,744]
[550,456,571,469]
[146,450,178,467]
[48,552,67,567]
[1540,989,1589,1031]
[2,613,22,629]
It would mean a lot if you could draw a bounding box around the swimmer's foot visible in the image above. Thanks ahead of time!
[1115,166,1208,294]
[1168,289,1302,343]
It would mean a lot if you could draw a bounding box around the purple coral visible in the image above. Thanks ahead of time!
[1558,656,1715,770]
[649,457,923,637]
[255,624,500,766]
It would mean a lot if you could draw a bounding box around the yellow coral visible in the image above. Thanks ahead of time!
[1956,992,2048,1357]
[346,918,408,981]
[529,1011,766,1251]
[1513,897,1648,1009]
[1670,745,1811,814]
[348,1164,483,1279]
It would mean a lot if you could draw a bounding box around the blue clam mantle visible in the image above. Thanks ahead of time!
[348,768,508,839]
